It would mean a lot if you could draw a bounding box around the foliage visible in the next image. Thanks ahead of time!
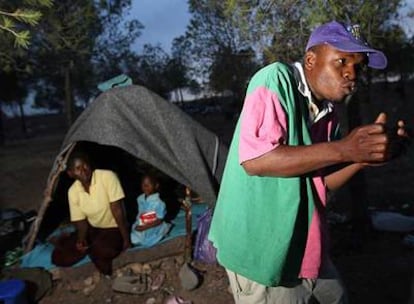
[0,0,53,49]
[31,0,101,124]
[182,0,257,100]
[307,0,403,48]
[31,0,143,125]
[93,1,143,84]
[0,0,146,139]
[0,71,28,104]
[0,0,53,73]
[223,0,312,63]
[135,44,187,99]
[222,0,410,64]
[0,0,54,142]
[209,47,258,100]
[136,44,170,97]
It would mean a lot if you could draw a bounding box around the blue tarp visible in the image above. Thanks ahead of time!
[21,204,207,270]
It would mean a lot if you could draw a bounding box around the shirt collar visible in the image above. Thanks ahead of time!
[90,170,96,186]
[292,62,334,124]
[293,62,313,102]
[144,192,160,201]
[74,170,96,191]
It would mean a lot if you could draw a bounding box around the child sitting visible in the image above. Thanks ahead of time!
[130,174,171,247]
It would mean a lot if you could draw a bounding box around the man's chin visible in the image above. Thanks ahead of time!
[331,93,354,103]
[330,97,346,103]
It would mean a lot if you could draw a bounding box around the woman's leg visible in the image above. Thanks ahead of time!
[88,227,123,275]
[51,232,87,267]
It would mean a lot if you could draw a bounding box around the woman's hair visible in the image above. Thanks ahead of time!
[66,150,91,170]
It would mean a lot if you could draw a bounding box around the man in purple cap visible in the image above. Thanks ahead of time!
[209,21,407,303]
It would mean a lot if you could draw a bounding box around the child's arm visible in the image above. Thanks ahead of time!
[135,218,163,231]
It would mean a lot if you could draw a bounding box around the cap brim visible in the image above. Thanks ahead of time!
[328,41,388,70]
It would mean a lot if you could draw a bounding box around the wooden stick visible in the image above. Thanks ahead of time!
[24,143,76,252]
[183,187,192,262]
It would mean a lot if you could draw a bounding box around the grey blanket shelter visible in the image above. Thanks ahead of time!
[24,85,228,251]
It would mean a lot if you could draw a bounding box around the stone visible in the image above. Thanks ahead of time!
[174,256,184,266]
[178,263,200,290]
[92,271,101,284]
[49,268,61,281]
[150,259,162,269]
[82,284,96,296]
[160,260,174,271]
[145,297,156,304]
[128,262,143,274]
[115,269,124,277]
[83,276,94,286]
[142,263,152,274]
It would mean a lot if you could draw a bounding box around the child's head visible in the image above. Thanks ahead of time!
[141,174,159,196]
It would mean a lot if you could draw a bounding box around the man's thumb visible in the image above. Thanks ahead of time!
[375,112,387,124]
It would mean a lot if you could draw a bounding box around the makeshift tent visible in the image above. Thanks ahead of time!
[24,85,228,252]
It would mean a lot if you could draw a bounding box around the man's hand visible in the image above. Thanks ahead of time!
[396,120,408,137]
[340,113,389,163]
[386,119,410,160]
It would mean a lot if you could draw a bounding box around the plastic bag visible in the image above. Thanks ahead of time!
[194,208,217,264]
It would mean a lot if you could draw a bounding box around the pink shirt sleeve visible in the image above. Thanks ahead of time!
[239,87,287,163]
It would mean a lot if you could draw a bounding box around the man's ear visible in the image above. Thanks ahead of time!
[304,50,317,71]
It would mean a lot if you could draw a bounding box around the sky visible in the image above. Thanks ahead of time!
[130,0,190,53]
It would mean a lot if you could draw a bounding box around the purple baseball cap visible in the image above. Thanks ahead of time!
[306,21,387,69]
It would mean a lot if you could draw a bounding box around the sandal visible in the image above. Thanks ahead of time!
[151,273,165,291]
[164,296,192,304]
[112,274,152,295]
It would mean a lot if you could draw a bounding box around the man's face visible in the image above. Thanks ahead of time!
[305,44,366,102]
[68,158,92,185]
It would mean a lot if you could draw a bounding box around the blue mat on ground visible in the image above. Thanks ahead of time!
[21,204,208,270]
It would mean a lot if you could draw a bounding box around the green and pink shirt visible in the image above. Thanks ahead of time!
[209,62,340,286]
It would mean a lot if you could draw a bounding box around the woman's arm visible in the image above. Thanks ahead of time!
[110,200,131,250]
[135,218,163,231]
[73,219,88,251]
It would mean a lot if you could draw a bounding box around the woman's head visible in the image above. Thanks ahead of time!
[66,151,93,186]
[141,174,159,196]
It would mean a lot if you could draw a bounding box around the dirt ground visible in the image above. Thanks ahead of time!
[2,83,414,304]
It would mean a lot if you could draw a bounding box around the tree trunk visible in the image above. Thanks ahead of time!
[179,87,184,104]
[174,90,179,103]
[64,63,73,128]
[17,100,28,136]
[0,102,5,145]
[399,68,406,102]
